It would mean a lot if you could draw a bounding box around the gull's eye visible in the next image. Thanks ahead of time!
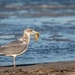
[29,29,33,32]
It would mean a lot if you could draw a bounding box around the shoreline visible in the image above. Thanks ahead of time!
[0,61,75,75]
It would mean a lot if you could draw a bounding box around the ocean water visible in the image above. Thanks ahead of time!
[0,2,75,66]
[0,16,75,66]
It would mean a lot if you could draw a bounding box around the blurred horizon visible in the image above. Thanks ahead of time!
[0,0,75,18]
[0,0,75,5]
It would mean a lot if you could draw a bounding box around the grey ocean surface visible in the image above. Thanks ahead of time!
[0,1,75,66]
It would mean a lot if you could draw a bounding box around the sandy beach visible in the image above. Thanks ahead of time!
[0,61,75,75]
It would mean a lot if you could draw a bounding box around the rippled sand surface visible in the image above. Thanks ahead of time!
[0,61,75,75]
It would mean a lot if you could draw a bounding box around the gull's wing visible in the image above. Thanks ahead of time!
[0,40,28,55]
[3,40,24,47]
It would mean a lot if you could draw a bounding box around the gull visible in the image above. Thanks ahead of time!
[0,28,39,67]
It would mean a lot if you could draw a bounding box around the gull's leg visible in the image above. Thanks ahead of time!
[13,56,16,67]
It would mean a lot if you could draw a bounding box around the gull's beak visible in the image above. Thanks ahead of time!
[33,30,39,42]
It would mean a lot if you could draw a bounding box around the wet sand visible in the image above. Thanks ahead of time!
[0,61,75,75]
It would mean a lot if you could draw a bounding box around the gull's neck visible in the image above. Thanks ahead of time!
[19,32,30,44]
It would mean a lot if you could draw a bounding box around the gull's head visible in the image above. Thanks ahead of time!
[24,28,39,41]
[24,28,38,35]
